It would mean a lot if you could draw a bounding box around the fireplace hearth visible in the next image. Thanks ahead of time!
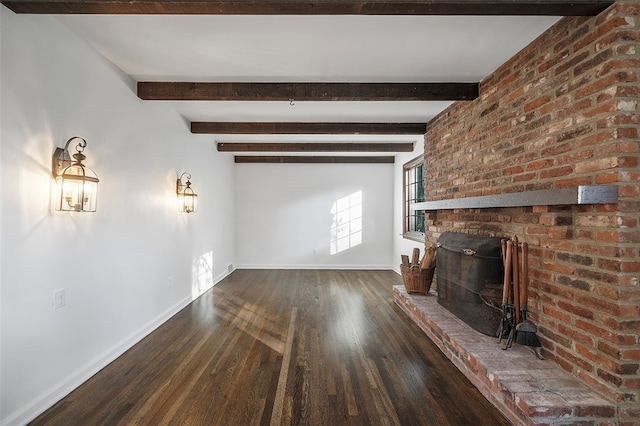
[436,232,504,337]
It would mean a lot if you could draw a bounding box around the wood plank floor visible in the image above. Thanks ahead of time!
[30,270,509,426]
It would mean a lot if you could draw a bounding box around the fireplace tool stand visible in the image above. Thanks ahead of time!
[498,237,543,359]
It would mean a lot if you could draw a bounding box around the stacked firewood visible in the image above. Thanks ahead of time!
[400,243,437,295]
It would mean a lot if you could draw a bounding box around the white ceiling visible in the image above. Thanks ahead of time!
[57,14,560,148]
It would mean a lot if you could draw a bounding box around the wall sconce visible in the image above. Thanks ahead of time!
[176,172,197,213]
[52,136,99,212]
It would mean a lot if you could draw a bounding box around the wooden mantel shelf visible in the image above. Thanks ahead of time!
[411,185,618,211]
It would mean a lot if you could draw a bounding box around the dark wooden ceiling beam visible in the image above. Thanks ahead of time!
[138,82,478,101]
[234,156,395,164]
[192,122,425,135]
[217,142,414,152]
[1,1,613,16]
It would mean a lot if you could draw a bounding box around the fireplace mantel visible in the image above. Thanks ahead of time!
[411,185,618,211]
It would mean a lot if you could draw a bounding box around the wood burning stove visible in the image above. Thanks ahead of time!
[436,232,504,336]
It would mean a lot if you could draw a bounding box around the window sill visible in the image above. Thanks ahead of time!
[403,232,425,243]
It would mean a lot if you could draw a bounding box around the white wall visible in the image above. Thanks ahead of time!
[0,8,235,425]
[0,5,424,423]
[392,140,427,273]
[235,162,394,269]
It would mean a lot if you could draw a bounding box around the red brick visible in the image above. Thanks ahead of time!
[545,350,576,373]
[573,28,600,52]
[596,30,640,52]
[573,319,613,343]
[621,378,640,391]
[556,149,595,165]
[596,230,621,243]
[557,300,596,320]
[619,288,640,303]
[615,85,640,98]
[499,86,524,107]
[577,72,638,100]
[558,346,594,371]
[619,275,640,287]
[512,172,537,183]
[542,238,575,251]
[540,166,574,179]
[620,349,640,361]
[598,341,623,359]
[602,316,640,333]
[554,176,593,187]
[575,131,615,148]
[576,267,621,286]
[575,49,614,77]
[578,293,627,315]
[594,13,634,34]
[597,58,640,77]
[563,97,595,119]
[543,304,573,323]
[575,214,619,228]
[524,95,552,113]
[597,285,621,301]
[619,185,639,197]
[559,323,596,346]
[595,142,621,157]
[615,3,640,14]
[599,258,626,273]
[597,368,623,388]
[575,156,626,173]
[540,95,571,115]
[555,50,591,76]
[540,281,575,300]
[619,230,640,243]
[616,43,638,55]
[576,229,594,239]
[595,171,620,184]
[609,134,638,150]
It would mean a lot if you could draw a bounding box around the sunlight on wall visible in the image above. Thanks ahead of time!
[330,191,363,255]
[192,251,213,299]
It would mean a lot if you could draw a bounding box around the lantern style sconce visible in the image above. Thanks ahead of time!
[176,172,197,213]
[52,136,99,212]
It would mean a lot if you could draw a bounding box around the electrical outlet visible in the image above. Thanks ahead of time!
[53,288,66,309]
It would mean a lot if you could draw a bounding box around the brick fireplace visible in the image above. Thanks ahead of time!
[399,1,639,423]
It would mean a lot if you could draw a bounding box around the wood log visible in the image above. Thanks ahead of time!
[420,243,437,270]
[411,248,421,266]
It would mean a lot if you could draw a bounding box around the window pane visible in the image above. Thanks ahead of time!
[403,156,426,235]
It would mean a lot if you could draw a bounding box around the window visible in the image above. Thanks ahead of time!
[403,155,425,241]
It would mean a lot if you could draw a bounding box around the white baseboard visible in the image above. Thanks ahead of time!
[235,264,394,270]
[2,295,192,426]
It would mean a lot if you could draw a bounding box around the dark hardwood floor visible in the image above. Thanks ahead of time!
[30,270,509,425]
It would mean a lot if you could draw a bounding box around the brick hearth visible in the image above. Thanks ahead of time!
[394,286,617,425]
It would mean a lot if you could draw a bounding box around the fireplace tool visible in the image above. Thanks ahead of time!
[515,242,544,359]
[497,239,515,348]
[505,236,522,349]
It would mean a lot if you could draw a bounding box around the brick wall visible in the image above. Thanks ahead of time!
[422,0,639,419]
